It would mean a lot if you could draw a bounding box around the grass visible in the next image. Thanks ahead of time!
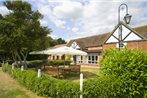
[0,88,30,98]
[29,65,100,82]
[63,66,100,82]
[0,67,43,98]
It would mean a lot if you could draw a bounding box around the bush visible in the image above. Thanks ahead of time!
[100,48,147,98]
[26,60,47,68]
[83,76,122,98]
[2,63,79,98]
[2,63,11,74]
[49,60,71,66]
[2,48,146,98]
[6,60,13,65]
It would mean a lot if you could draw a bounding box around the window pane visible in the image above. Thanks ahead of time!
[95,56,98,60]
[92,56,94,60]
[88,56,91,60]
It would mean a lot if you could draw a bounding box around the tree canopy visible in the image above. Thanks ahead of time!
[0,1,52,68]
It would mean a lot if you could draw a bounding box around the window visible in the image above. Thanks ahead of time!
[77,56,83,64]
[57,56,59,60]
[88,55,98,64]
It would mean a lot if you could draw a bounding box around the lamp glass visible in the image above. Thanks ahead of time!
[124,14,132,24]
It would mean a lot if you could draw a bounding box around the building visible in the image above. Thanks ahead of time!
[48,44,67,60]
[67,23,147,66]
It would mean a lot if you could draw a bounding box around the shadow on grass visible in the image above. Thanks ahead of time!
[0,88,30,98]
[61,71,99,82]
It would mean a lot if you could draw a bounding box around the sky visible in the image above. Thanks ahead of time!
[0,0,147,41]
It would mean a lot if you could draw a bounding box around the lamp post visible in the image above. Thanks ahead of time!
[118,3,132,50]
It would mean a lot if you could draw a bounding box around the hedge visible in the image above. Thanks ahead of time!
[26,60,47,68]
[2,63,80,98]
[100,48,147,98]
[49,60,71,66]
[2,48,147,98]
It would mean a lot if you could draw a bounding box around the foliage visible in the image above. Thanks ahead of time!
[0,1,51,68]
[66,54,72,61]
[2,48,146,98]
[49,60,71,66]
[83,76,122,98]
[2,63,12,75]
[99,48,147,98]
[2,63,80,98]
[49,38,66,47]
[26,60,47,68]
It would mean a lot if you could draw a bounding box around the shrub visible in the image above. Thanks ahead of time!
[2,63,11,74]
[26,60,47,68]
[2,63,79,98]
[83,76,122,98]
[100,48,147,98]
[49,60,71,66]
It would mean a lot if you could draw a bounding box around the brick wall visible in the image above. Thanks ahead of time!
[103,43,116,50]
[103,40,147,52]
[127,40,147,52]
[88,46,102,50]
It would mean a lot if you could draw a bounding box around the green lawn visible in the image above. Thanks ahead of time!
[0,88,30,98]
[30,66,100,82]
[60,66,100,82]
[0,67,43,98]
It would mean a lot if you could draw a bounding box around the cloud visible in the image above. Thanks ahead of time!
[72,27,79,32]
[53,1,83,19]
[47,34,58,39]
[0,6,10,16]
[26,0,147,40]
[34,1,66,28]
[39,19,48,26]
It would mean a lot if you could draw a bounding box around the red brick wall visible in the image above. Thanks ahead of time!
[103,40,147,52]
[103,43,116,50]
[88,46,102,50]
[127,41,147,52]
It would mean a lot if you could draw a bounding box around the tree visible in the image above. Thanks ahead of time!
[0,1,51,68]
[49,38,66,47]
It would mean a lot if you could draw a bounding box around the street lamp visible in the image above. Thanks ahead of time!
[118,3,132,50]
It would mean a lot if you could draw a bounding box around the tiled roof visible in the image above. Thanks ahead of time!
[67,24,147,49]
[67,33,111,49]
[133,25,147,39]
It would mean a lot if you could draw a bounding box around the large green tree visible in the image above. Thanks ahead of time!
[0,1,51,68]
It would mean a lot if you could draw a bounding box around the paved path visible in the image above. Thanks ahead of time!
[0,67,44,98]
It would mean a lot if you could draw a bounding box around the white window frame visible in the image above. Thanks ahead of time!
[88,55,98,64]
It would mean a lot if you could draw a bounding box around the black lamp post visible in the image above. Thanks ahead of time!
[118,3,132,50]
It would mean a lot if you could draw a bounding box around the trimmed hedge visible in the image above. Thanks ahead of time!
[2,63,80,98]
[26,60,47,68]
[49,60,71,66]
[99,48,147,98]
[2,48,147,98]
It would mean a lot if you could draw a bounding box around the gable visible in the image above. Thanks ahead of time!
[106,23,144,43]
[70,41,80,49]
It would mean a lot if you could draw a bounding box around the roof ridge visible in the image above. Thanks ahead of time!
[72,32,110,41]
[132,25,147,29]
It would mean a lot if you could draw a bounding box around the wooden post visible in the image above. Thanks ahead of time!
[21,66,24,71]
[37,69,41,78]
[80,73,83,98]
[12,63,14,70]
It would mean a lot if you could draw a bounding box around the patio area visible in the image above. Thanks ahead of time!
[38,65,100,82]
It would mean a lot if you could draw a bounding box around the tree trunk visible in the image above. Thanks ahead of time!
[12,52,19,67]
[15,51,25,68]
[20,51,28,69]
